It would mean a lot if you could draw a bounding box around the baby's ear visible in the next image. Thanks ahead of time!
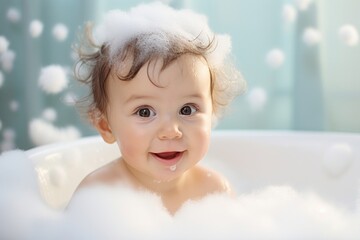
[91,111,116,144]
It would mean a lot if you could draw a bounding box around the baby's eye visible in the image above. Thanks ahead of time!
[179,105,197,116]
[136,107,156,118]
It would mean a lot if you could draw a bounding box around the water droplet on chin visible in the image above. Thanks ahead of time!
[169,165,176,172]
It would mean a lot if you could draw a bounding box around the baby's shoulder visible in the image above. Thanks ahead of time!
[79,159,123,188]
[191,165,233,195]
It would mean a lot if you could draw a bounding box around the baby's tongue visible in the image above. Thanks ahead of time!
[155,152,177,160]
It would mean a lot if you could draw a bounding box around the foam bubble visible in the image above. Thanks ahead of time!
[29,20,44,38]
[282,4,297,23]
[1,140,16,152]
[62,92,78,106]
[52,23,69,41]
[1,50,16,72]
[9,100,19,112]
[266,48,285,69]
[3,128,15,140]
[6,8,21,23]
[28,118,81,146]
[42,108,57,122]
[38,65,68,94]
[322,143,354,177]
[0,71,4,88]
[303,27,322,46]
[339,24,359,46]
[295,0,313,11]
[0,36,10,54]
[246,87,268,111]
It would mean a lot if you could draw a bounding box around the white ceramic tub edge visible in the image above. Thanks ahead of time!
[26,130,360,210]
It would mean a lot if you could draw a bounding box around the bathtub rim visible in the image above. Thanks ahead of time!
[24,129,360,210]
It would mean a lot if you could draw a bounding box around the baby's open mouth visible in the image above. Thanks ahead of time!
[153,152,182,160]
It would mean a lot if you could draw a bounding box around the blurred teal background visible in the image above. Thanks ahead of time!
[0,0,359,151]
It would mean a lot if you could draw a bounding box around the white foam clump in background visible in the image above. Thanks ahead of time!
[246,87,268,112]
[1,128,16,152]
[38,65,68,94]
[93,2,230,69]
[1,50,16,72]
[0,36,10,54]
[63,92,78,106]
[303,27,322,46]
[3,128,15,141]
[9,100,19,112]
[52,23,69,41]
[339,24,359,46]
[296,0,313,11]
[266,48,285,69]
[42,108,57,122]
[28,118,81,146]
[0,71,4,88]
[1,151,360,240]
[0,140,15,152]
[282,4,297,23]
[6,8,21,23]
[29,20,44,38]
[322,143,354,177]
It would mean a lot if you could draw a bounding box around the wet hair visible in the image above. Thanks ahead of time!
[74,13,245,122]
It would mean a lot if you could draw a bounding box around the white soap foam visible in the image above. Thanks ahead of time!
[1,150,359,239]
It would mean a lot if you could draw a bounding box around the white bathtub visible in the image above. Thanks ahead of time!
[0,130,355,239]
[205,130,360,211]
[26,130,360,211]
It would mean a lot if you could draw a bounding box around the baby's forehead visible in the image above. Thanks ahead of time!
[105,55,211,96]
[107,57,211,101]
[110,53,209,78]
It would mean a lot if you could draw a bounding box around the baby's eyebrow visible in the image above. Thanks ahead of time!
[125,93,205,104]
[125,95,156,104]
[185,93,206,100]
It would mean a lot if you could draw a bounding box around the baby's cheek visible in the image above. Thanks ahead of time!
[119,141,139,158]
[116,126,145,153]
[195,128,211,157]
[117,136,139,158]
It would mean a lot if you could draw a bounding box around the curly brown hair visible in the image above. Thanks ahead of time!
[74,22,245,123]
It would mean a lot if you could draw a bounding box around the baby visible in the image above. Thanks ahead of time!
[75,2,245,214]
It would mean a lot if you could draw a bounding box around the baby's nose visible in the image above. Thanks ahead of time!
[157,118,182,140]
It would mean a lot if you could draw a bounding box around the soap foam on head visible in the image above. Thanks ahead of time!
[93,2,231,69]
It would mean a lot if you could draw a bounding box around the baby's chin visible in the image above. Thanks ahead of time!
[150,171,184,184]
[150,162,189,181]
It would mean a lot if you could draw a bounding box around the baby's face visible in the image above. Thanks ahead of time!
[104,54,213,182]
